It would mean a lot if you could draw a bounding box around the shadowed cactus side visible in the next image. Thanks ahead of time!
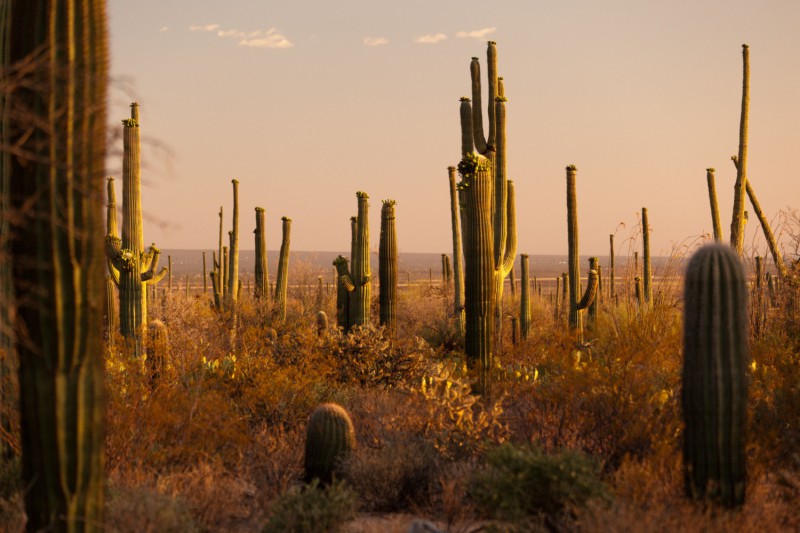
[448,166,465,338]
[642,208,652,306]
[682,243,748,508]
[379,200,397,336]
[304,403,356,485]
[274,217,292,322]
[333,256,353,330]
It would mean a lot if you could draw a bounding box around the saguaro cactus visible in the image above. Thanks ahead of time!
[457,41,517,392]
[106,103,167,356]
[448,166,465,337]
[146,319,169,387]
[520,254,531,340]
[6,1,108,528]
[274,216,291,321]
[566,165,598,346]
[682,243,748,508]
[609,234,616,299]
[304,403,356,485]
[226,179,240,305]
[642,207,653,306]
[729,44,750,255]
[254,207,268,301]
[334,192,372,332]
[379,200,397,336]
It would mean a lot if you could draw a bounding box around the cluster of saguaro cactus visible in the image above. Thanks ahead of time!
[379,200,398,336]
[456,41,517,393]
[682,243,748,508]
[209,180,241,311]
[304,403,356,484]
[254,207,269,300]
[333,192,371,332]
[565,165,599,347]
[274,217,292,321]
[106,104,168,357]
[5,1,109,528]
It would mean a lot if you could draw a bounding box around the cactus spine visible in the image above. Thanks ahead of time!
[6,1,108,527]
[105,103,167,356]
[304,403,356,485]
[642,207,653,306]
[274,216,291,321]
[458,41,517,393]
[706,168,723,242]
[520,254,531,340]
[379,200,397,336]
[448,166,465,337]
[729,44,750,255]
[226,179,240,305]
[254,207,268,301]
[682,243,748,507]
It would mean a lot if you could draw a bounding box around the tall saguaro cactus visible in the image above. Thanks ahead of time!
[458,41,517,392]
[226,179,240,305]
[274,216,291,321]
[729,44,750,255]
[682,243,748,508]
[520,254,531,340]
[333,192,372,332]
[106,103,167,356]
[254,207,268,300]
[379,200,397,336]
[566,165,598,346]
[5,1,108,528]
[642,207,652,306]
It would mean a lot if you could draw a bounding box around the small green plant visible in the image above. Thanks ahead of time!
[262,480,357,533]
[469,443,609,524]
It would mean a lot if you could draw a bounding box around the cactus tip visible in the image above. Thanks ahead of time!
[487,40,496,45]
[459,96,471,102]
[706,167,715,173]
[281,216,291,222]
[566,164,577,171]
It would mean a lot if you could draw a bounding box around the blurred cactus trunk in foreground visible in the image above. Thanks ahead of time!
[4,0,109,529]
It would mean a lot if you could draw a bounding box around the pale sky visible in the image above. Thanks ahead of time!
[107,0,800,258]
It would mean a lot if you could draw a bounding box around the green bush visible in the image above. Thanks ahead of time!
[262,480,357,533]
[469,443,610,524]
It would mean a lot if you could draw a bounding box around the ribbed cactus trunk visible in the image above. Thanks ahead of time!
[520,254,531,340]
[333,257,353,330]
[379,200,397,336]
[254,207,268,301]
[274,217,291,322]
[304,403,356,485]
[567,165,582,338]
[588,257,599,328]
[448,166,465,337]
[6,1,108,528]
[642,207,652,306]
[682,243,748,508]
[202,251,208,294]
[609,234,616,300]
[351,192,371,327]
[217,206,225,304]
[729,44,750,255]
[706,168,723,242]
[226,179,240,306]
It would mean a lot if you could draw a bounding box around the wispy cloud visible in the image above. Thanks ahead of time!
[414,33,447,44]
[189,23,219,32]
[456,27,496,39]
[189,24,293,48]
[363,36,388,47]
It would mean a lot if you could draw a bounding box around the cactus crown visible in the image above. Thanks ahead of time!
[356,191,369,198]
[495,95,508,102]
[566,164,577,171]
[121,118,138,127]
[706,168,715,172]
[255,207,265,212]
[281,216,291,221]
[382,199,396,208]
[459,96,470,102]
[457,151,491,180]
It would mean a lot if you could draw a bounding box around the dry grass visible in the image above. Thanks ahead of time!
[0,259,799,532]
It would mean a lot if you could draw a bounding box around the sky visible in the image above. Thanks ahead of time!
[106,0,800,258]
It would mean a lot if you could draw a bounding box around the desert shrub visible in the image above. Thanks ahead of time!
[261,480,357,533]
[344,436,442,512]
[469,443,610,526]
[106,485,198,533]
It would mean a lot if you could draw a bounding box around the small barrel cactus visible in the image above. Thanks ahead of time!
[682,243,748,508]
[304,403,356,484]
[316,310,328,337]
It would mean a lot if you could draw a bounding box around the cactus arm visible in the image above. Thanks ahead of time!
[274,216,291,321]
[333,257,355,291]
[106,236,124,271]
[448,167,465,336]
[499,179,517,276]
[469,57,487,154]
[141,244,163,282]
[459,97,474,157]
[493,97,508,269]
[729,44,750,255]
[150,267,168,285]
[642,207,652,305]
[706,168,723,242]
[486,41,498,149]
